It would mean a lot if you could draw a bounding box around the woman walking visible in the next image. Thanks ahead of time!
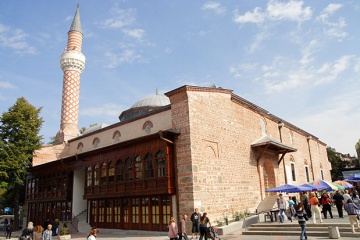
[309,192,323,224]
[168,217,178,240]
[199,212,211,240]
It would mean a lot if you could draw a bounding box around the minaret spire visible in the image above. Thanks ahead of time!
[55,5,86,143]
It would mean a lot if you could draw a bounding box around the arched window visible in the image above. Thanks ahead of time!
[143,121,153,134]
[101,163,107,185]
[94,165,100,186]
[145,153,154,178]
[126,157,133,181]
[77,142,84,152]
[86,166,92,186]
[156,151,166,177]
[113,131,121,142]
[93,138,100,148]
[116,160,124,183]
[108,161,115,183]
[135,155,142,180]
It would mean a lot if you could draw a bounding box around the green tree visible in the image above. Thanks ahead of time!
[327,147,346,181]
[0,97,43,230]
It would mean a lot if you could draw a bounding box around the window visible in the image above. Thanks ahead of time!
[113,131,121,142]
[132,198,139,223]
[114,199,121,223]
[151,197,159,224]
[116,160,124,183]
[93,138,100,148]
[305,166,310,182]
[135,155,142,180]
[108,161,115,183]
[142,198,149,224]
[143,121,153,134]
[94,165,100,185]
[77,142,84,152]
[291,163,296,181]
[321,169,324,180]
[145,153,154,178]
[260,118,267,135]
[86,166,92,186]
[126,157,133,181]
[101,163,107,185]
[156,151,166,177]
[162,196,171,224]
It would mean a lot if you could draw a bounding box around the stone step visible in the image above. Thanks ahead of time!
[247,226,355,232]
[242,230,360,238]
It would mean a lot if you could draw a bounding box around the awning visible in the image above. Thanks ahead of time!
[251,135,297,153]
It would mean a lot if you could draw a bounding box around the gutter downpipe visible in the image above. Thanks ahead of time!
[307,135,315,181]
[278,122,287,184]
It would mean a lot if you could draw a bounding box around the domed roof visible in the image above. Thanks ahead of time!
[131,94,170,108]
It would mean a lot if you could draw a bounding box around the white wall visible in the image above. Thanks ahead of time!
[72,169,87,216]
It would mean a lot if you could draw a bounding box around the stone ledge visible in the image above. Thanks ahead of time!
[217,220,244,235]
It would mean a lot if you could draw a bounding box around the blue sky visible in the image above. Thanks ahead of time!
[0,1,359,156]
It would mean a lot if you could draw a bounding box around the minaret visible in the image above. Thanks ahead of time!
[55,4,86,143]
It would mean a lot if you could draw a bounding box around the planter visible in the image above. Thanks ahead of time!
[59,235,71,240]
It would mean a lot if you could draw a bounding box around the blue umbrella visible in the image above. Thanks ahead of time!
[265,184,313,193]
[300,183,327,191]
[345,174,360,182]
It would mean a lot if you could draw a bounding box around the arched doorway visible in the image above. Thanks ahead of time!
[263,160,276,196]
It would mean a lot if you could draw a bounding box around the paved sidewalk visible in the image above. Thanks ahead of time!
[4,206,359,240]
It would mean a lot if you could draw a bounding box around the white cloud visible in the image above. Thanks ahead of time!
[264,73,303,93]
[247,30,270,53]
[0,23,36,54]
[102,7,136,28]
[105,49,145,68]
[317,3,347,41]
[267,0,312,22]
[299,39,319,66]
[0,81,16,89]
[233,0,312,25]
[122,29,145,40]
[291,89,360,155]
[315,55,353,84]
[202,1,226,15]
[80,103,126,117]
[233,7,265,24]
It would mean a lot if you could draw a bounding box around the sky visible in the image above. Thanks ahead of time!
[0,0,359,156]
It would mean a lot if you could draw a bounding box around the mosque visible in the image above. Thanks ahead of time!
[26,6,332,232]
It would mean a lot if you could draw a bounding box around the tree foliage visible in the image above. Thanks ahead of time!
[0,97,43,229]
[327,147,346,181]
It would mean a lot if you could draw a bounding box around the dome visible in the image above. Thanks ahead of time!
[131,94,170,108]
[119,93,170,122]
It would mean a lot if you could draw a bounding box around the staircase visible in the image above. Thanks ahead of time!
[75,210,92,234]
[242,222,360,238]
[256,194,278,213]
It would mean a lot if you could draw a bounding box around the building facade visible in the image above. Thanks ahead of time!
[26,6,332,232]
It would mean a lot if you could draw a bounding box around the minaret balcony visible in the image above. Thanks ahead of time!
[60,50,86,72]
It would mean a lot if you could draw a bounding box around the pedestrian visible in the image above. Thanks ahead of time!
[199,212,211,240]
[301,191,312,218]
[42,224,52,240]
[33,225,44,240]
[179,214,189,240]
[309,192,323,223]
[321,192,333,219]
[352,190,360,208]
[87,227,99,240]
[288,196,296,218]
[295,204,308,240]
[344,199,360,233]
[20,221,34,240]
[277,193,292,223]
[190,208,201,239]
[5,220,13,239]
[168,217,178,240]
[343,190,351,203]
[333,190,344,218]
[3,218,8,236]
